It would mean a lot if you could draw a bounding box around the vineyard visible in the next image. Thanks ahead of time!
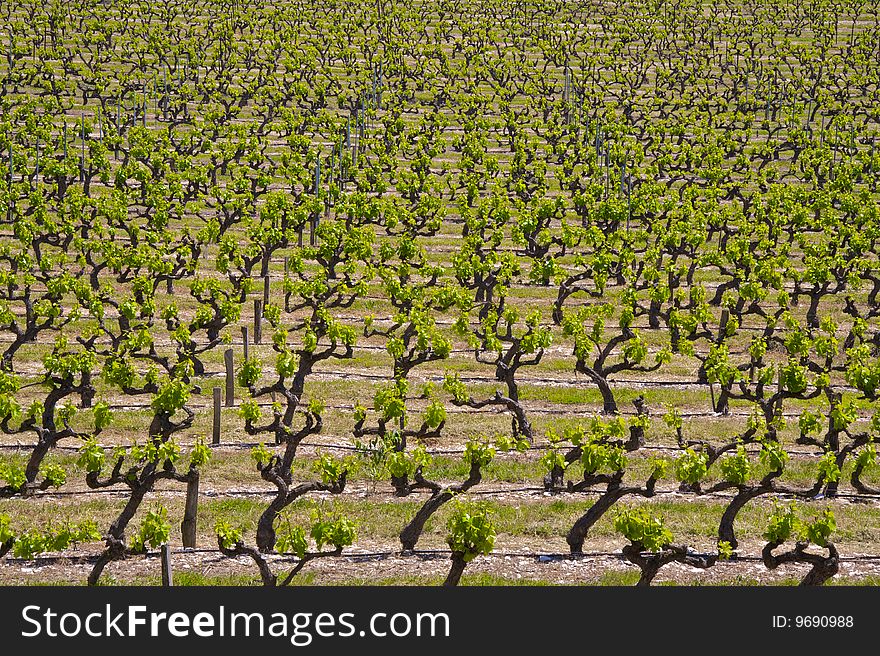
[0,0,879,587]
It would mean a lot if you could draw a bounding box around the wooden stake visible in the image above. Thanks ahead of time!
[254,299,263,345]
[181,471,199,548]
[212,387,222,445]
[161,543,173,586]
[224,350,234,407]
[260,251,270,278]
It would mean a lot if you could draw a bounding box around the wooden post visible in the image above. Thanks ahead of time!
[242,325,249,361]
[80,113,89,184]
[6,146,11,222]
[224,349,234,407]
[719,309,730,341]
[263,276,270,308]
[181,470,199,548]
[161,543,173,586]
[260,251,270,277]
[115,104,120,158]
[166,277,173,294]
[254,299,262,344]
[213,387,222,444]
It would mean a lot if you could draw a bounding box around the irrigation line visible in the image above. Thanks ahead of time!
[14,397,863,425]
[7,548,880,567]
[10,481,880,503]
[272,368,865,395]
[0,438,834,458]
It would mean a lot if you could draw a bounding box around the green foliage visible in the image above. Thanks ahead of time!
[0,394,21,423]
[662,406,683,431]
[307,398,325,416]
[443,373,470,403]
[804,509,836,548]
[830,398,859,431]
[78,438,106,474]
[613,507,673,552]
[386,444,432,479]
[189,440,211,468]
[463,439,495,468]
[748,336,767,362]
[374,380,407,422]
[446,501,496,561]
[239,398,261,423]
[422,399,446,429]
[130,439,180,465]
[39,463,66,488]
[237,357,263,388]
[353,400,368,424]
[779,359,808,394]
[540,448,567,474]
[151,379,190,414]
[495,433,530,453]
[764,502,836,548]
[648,458,670,480]
[102,356,137,389]
[0,514,12,544]
[55,403,77,426]
[855,443,877,471]
[704,344,739,386]
[251,443,273,467]
[674,448,708,485]
[764,502,797,544]
[0,371,20,395]
[131,506,171,553]
[719,446,751,486]
[316,453,347,485]
[817,451,841,483]
[759,440,789,473]
[622,333,648,364]
[580,440,626,475]
[629,412,651,432]
[277,523,309,558]
[560,415,627,446]
[0,461,26,489]
[275,349,298,379]
[215,520,244,550]
[310,513,356,551]
[9,520,100,559]
[798,410,823,436]
[845,345,880,397]
[93,402,113,432]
